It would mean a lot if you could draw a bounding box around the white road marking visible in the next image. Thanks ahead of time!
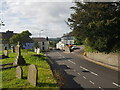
[83,76,86,79]
[89,81,95,84]
[68,60,76,64]
[80,66,98,76]
[112,82,120,88]
[67,65,70,68]
[80,66,88,71]
[99,86,104,90]
[77,73,81,75]
[90,71,98,76]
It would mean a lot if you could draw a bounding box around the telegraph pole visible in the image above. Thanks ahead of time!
[0,18,5,29]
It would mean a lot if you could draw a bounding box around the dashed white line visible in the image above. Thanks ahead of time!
[99,86,104,90]
[89,81,95,84]
[80,66,88,71]
[68,60,76,64]
[67,65,70,68]
[112,82,120,88]
[77,73,81,75]
[80,66,98,76]
[90,71,98,76]
[83,76,87,79]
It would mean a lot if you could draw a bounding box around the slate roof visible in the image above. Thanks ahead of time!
[32,37,47,42]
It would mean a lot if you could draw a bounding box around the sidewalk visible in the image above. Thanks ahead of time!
[72,48,119,72]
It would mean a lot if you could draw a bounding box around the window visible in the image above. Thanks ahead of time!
[42,42,44,45]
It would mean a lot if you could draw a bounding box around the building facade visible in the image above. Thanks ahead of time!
[32,37,49,51]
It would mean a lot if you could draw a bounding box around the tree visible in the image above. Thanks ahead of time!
[34,41,39,48]
[67,2,120,53]
[10,30,32,45]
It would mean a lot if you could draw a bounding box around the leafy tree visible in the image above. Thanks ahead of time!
[34,41,39,48]
[67,2,120,53]
[10,30,32,45]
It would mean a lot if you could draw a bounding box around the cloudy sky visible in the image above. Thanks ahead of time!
[0,0,75,38]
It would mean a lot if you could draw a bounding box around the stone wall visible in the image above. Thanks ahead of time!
[86,52,120,67]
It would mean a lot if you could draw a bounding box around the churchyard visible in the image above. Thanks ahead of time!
[0,45,59,88]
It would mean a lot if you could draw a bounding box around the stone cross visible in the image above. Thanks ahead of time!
[28,64,38,86]
[17,42,21,56]
[16,66,23,79]
[14,41,26,65]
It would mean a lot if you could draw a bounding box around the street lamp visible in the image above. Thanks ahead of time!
[39,29,47,37]
[0,18,5,29]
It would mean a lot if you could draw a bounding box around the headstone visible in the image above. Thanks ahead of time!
[16,66,23,79]
[34,48,37,53]
[14,42,26,65]
[4,50,8,56]
[11,46,15,53]
[64,46,71,53]
[28,64,38,86]
[37,48,40,54]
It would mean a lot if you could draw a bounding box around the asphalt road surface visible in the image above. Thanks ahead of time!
[45,49,119,89]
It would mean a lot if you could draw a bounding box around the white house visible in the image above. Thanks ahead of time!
[56,41,65,50]
[56,34,75,50]
[32,37,49,51]
[61,36,74,45]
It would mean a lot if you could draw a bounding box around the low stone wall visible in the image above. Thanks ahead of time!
[86,52,120,67]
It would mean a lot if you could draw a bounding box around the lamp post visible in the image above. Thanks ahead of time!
[39,29,47,37]
[0,18,5,29]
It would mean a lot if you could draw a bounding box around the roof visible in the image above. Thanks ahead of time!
[32,37,47,42]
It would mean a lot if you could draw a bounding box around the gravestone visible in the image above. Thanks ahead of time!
[64,46,71,53]
[34,48,37,53]
[28,64,38,86]
[37,48,40,54]
[4,47,8,57]
[11,46,15,53]
[16,66,23,79]
[4,50,8,57]
[14,42,26,65]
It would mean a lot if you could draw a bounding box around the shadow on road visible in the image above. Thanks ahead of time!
[46,56,84,89]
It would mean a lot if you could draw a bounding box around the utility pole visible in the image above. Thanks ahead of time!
[0,18,5,29]
[39,29,44,37]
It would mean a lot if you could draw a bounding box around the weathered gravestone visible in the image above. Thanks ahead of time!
[16,66,23,79]
[34,48,37,53]
[64,46,71,53]
[37,48,40,54]
[28,64,38,86]
[4,47,8,57]
[11,46,15,53]
[14,42,26,65]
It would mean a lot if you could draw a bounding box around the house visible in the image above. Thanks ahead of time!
[32,37,49,51]
[61,35,74,45]
[0,30,34,50]
[56,41,65,50]
[56,33,75,50]
[22,42,34,50]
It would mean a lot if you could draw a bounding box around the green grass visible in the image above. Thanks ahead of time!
[1,50,59,89]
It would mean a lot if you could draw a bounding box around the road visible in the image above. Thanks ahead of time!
[45,49,119,89]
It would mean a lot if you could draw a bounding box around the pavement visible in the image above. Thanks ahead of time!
[72,46,119,71]
[45,48,120,89]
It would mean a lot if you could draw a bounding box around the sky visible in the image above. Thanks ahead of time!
[0,0,118,38]
[0,0,76,38]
